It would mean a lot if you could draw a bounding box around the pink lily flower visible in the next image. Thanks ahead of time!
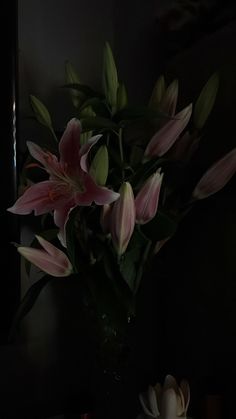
[192,147,236,199]
[144,104,192,159]
[135,171,164,225]
[8,119,119,242]
[17,235,73,277]
[110,182,136,256]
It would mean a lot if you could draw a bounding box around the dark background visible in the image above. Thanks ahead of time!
[1,1,236,418]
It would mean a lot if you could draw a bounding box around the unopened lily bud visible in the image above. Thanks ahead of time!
[148,75,166,109]
[102,41,118,112]
[169,130,200,162]
[89,145,109,186]
[110,182,135,256]
[193,72,219,130]
[192,147,236,199]
[65,61,84,108]
[17,235,73,277]
[117,82,128,111]
[144,103,192,159]
[159,79,178,117]
[135,171,164,225]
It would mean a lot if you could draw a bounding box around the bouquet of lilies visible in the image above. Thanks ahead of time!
[8,42,236,349]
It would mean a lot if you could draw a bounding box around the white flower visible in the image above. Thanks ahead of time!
[139,375,190,419]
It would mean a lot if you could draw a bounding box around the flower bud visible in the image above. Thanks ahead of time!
[159,79,178,117]
[65,61,85,108]
[192,147,236,199]
[144,104,192,159]
[102,41,118,112]
[89,145,109,186]
[135,171,164,225]
[148,75,166,109]
[17,236,73,277]
[117,82,128,111]
[193,72,219,130]
[110,182,135,256]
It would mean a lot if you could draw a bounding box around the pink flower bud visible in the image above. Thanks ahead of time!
[17,235,73,277]
[192,147,236,199]
[135,171,164,225]
[144,104,192,159]
[168,130,200,162]
[110,182,135,256]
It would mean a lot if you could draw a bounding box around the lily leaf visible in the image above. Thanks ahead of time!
[65,207,81,273]
[8,276,52,342]
[81,116,118,132]
[61,82,101,98]
[119,228,151,293]
[142,210,178,242]
[30,95,53,128]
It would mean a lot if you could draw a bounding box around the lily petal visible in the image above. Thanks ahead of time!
[7,181,71,215]
[75,174,119,206]
[161,388,178,419]
[27,141,60,175]
[18,236,72,277]
[139,387,157,418]
[59,118,81,175]
[80,134,102,172]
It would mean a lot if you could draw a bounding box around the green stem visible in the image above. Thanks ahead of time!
[134,228,152,295]
[50,127,58,143]
[118,128,125,179]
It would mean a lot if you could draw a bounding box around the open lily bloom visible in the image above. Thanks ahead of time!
[8,118,119,244]
[17,235,73,277]
[139,375,190,419]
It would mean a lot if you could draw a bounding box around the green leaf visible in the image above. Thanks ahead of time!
[130,158,165,190]
[65,207,81,273]
[81,116,118,132]
[8,276,52,342]
[119,228,151,293]
[30,95,53,128]
[142,210,178,242]
[61,82,101,98]
[193,72,219,130]
[102,41,118,112]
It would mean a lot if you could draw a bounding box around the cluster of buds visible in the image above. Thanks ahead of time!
[100,170,163,257]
